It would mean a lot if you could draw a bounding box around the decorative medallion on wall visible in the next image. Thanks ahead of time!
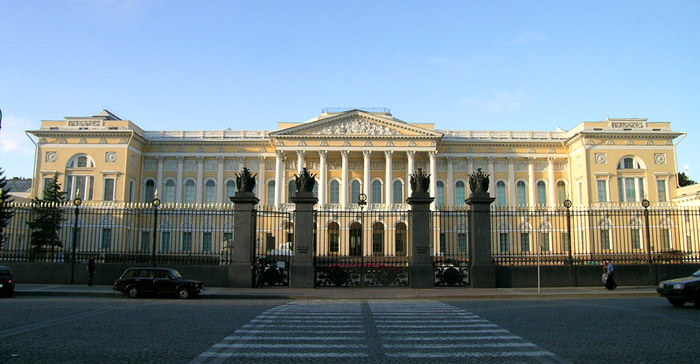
[258,147,266,153]
[45,151,57,162]
[594,153,607,164]
[508,148,515,153]
[105,152,117,163]
[430,141,437,147]
[654,153,666,164]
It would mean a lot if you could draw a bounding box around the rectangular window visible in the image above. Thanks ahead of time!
[182,232,192,252]
[631,229,641,250]
[100,228,112,250]
[161,231,171,252]
[541,232,550,252]
[659,228,671,251]
[561,232,570,252]
[656,179,667,202]
[43,177,53,198]
[330,231,339,253]
[597,180,607,202]
[140,231,150,252]
[457,233,467,253]
[577,182,583,203]
[330,183,339,204]
[103,178,115,201]
[372,233,382,255]
[223,232,233,248]
[536,183,547,207]
[129,181,135,203]
[202,232,212,252]
[439,233,446,254]
[499,233,509,253]
[520,233,530,252]
[601,230,610,250]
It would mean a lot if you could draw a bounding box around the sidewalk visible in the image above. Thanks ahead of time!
[13,284,659,300]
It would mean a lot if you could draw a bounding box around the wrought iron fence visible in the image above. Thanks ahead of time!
[0,202,235,265]
[313,209,411,287]
[253,208,293,286]
[431,209,470,286]
[490,206,700,265]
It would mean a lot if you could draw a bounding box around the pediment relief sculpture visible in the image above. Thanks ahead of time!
[310,118,401,136]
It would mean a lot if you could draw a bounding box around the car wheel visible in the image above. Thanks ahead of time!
[667,298,685,307]
[176,287,190,299]
[126,286,139,298]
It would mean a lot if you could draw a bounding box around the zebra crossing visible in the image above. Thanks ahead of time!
[190,300,568,363]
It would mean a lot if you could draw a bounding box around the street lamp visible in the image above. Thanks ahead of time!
[70,190,82,284]
[358,192,367,286]
[151,189,161,267]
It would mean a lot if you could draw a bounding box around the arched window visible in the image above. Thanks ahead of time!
[455,181,465,207]
[395,222,407,256]
[516,181,527,207]
[537,181,547,207]
[496,181,506,207]
[287,180,295,203]
[144,180,155,203]
[67,154,95,168]
[351,180,361,204]
[204,180,216,203]
[617,156,646,203]
[164,180,175,203]
[618,156,645,170]
[184,180,195,203]
[330,180,340,204]
[436,181,445,208]
[349,222,361,256]
[226,180,236,202]
[328,222,339,253]
[313,182,318,198]
[392,180,403,204]
[266,181,275,206]
[371,180,382,204]
[556,181,567,206]
[372,222,384,256]
[65,154,96,201]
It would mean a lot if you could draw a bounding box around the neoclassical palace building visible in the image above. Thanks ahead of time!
[27,108,684,209]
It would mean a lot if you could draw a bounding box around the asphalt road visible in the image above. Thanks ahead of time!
[0,296,697,363]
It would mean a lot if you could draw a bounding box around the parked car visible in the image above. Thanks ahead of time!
[113,267,204,299]
[656,269,700,307]
[0,265,15,298]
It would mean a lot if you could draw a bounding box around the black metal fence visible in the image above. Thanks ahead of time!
[490,206,700,266]
[313,208,411,287]
[431,209,470,286]
[253,208,293,286]
[0,202,236,265]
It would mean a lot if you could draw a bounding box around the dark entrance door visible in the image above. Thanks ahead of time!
[349,222,362,256]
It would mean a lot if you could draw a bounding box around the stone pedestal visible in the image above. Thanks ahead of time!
[407,194,434,288]
[466,193,496,288]
[290,192,318,288]
[228,192,259,287]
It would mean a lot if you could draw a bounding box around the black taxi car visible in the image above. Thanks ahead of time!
[0,265,14,298]
[656,269,700,307]
[113,267,204,299]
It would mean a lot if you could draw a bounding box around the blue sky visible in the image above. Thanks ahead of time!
[1,1,699,180]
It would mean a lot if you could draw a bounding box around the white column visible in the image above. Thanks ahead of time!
[216,156,224,204]
[341,150,349,209]
[528,158,535,208]
[488,157,495,198]
[447,156,454,207]
[196,156,204,204]
[467,157,474,175]
[275,151,283,208]
[385,150,393,209]
[176,156,183,203]
[319,150,327,208]
[548,157,556,208]
[257,156,265,202]
[507,157,515,207]
[363,151,371,198]
[156,156,163,195]
[406,151,415,197]
[429,151,437,210]
[297,151,305,174]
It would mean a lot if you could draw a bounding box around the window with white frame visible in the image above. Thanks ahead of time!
[351,180,361,204]
[163,180,175,203]
[496,181,506,207]
[266,181,274,205]
[65,175,94,201]
[204,180,216,203]
[184,180,195,203]
[182,232,192,251]
[455,181,465,206]
[226,180,236,202]
[520,232,530,252]
[600,229,610,250]
[541,232,550,252]
[536,181,547,207]
[100,228,112,250]
[499,233,509,253]
[516,181,527,207]
[617,177,644,202]
[329,180,340,204]
[371,180,382,204]
[656,179,667,202]
[437,181,445,208]
[161,231,171,252]
[393,180,403,204]
[597,180,608,202]
[556,181,567,206]
[287,180,295,203]
[103,178,115,201]
[202,232,212,252]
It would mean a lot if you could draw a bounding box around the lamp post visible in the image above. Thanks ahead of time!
[0,188,5,251]
[70,190,82,284]
[358,192,367,287]
[151,189,161,267]
[563,199,574,286]
[642,198,654,284]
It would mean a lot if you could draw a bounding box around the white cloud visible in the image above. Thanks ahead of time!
[0,114,38,178]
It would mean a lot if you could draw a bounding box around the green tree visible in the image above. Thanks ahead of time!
[26,172,65,255]
[678,172,697,187]
[0,168,14,250]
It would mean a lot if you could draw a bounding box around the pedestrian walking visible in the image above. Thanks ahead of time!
[87,257,96,286]
[604,259,617,290]
[251,259,265,288]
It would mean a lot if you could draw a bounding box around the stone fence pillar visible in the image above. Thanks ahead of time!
[466,168,496,288]
[290,168,318,288]
[407,169,434,288]
[228,168,259,287]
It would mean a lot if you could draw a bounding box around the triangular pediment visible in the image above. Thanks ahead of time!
[269,110,442,138]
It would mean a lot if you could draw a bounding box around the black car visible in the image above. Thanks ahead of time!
[113,267,204,299]
[0,265,14,298]
[656,269,700,307]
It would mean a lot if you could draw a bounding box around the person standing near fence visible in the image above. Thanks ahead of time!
[87,257,96,286]
[604,259,617,290]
